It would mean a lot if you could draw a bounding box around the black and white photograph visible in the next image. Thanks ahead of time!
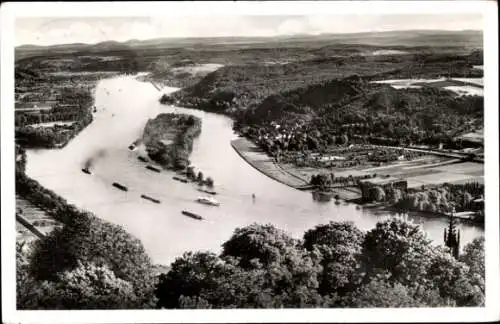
[1,1,499,323]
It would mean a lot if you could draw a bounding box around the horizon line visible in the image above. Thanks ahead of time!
[15,28,483,48]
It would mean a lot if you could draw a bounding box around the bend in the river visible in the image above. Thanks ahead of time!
[25,75,484,265]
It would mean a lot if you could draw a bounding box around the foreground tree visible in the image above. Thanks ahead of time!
[460,237,485,296]
[154,218,485,309]
[426,251,483,306]
[156,248,324,309]
[221,223,299,268]
[303,222,365,296]
[19,262,138,309]
[361,217,435,286]
[27,212,157,308]
[340,274,417,308]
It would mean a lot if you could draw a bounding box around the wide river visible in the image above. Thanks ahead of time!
[26,75,484,265]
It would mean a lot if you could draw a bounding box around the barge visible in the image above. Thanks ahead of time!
[173,176,188,183]
[112,182,128,191]
[146,165,161,173]
[141,194,161,204]
[182,210,203,220]
[196,196,220,206]
[198,188,217,195]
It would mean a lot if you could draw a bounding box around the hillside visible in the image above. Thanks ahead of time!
[170,49,482,116]
[239,76,371,124]
[170,56,409,113]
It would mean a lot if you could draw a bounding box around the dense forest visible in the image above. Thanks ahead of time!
[235,78,483,151]
[169,51,482,115]
[16,167,157,309]
[17,210,485,309]
[157,50,484,153]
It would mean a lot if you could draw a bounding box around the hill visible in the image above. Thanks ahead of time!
[170,48,482,116]
[15,29,482,61]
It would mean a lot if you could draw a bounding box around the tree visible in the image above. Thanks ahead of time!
[156,245,324,309]
[460,237,485,297]
[361,217,435,286]
[205,176,214,187]
[427,251,483,306]
[186,166,196,180]
[370,186,386,202]
[387,188,403,204]
[444,213,460,259]
[303,222,365,296]
[155,252,228,309]
[197,171,204,183]
[221,223,299,268]
[309,173,331,190]
[341,275,417,308]
[18,262,138,310]
[462,192,473,209]
[28,212,156,308]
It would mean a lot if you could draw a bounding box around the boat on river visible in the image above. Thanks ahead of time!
[141,194,161,204]
[198,188,217,195]
[173,176,188,183]
[146,165,161,173]
[182,210,203,220]
[81,168,91,175]
[112,182,128,191]
[196,196,220,206]
[138,156,149,163]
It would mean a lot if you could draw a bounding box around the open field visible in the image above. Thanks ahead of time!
[16,195,62,242]
[371,77,484,96]
[233,137,484,192]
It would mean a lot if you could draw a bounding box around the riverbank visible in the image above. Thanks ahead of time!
[231,137,363,201]
[230,137,308,189]
[361,203,484,226]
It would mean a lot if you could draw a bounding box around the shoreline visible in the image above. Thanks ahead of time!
[230,136,484,226]
[230,137,362,201]
[230,137,306,190]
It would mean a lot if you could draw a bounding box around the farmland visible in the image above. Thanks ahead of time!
[16,195,62,242]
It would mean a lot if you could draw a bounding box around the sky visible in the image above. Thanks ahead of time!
[15,14,483,46]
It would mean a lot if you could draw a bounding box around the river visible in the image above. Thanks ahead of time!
[25,75,484,265]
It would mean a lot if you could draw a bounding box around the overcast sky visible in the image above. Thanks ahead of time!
[15,14,483,46]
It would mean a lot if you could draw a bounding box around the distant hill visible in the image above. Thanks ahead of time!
[16,29,482,61]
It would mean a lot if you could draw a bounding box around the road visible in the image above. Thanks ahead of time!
[371,144,484,163]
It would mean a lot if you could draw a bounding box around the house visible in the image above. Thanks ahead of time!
[358,176,408,200]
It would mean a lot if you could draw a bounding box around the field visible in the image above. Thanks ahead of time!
[279,146,483,190]
[16,195,62,242]
[360,159,483,188]
[372,77,484,97]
